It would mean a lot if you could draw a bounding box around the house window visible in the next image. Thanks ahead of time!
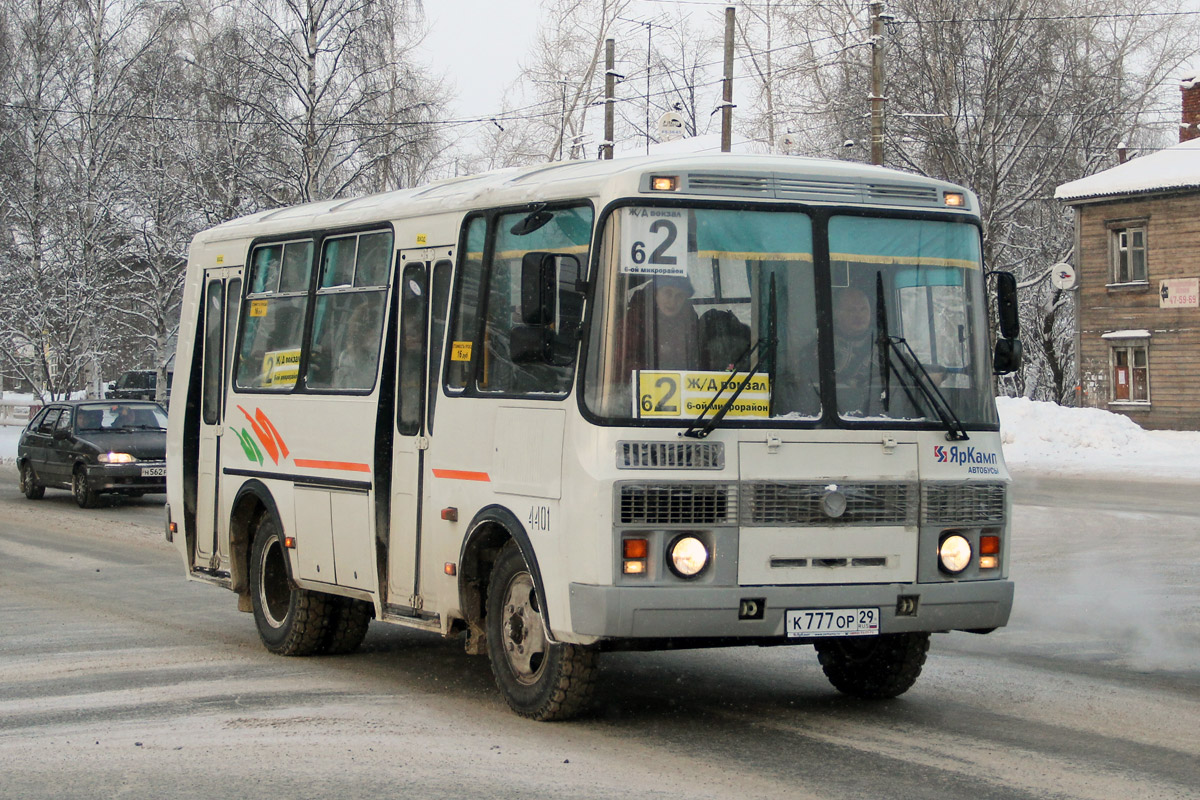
[1110,225,1147,284]
[1110,342,1149,403]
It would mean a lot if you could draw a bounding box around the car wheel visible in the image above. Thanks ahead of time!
[72,467,99,508]
[249,514,331,656]
[485,541,597,720]
[814,631,930,699]
[19,462,45,500]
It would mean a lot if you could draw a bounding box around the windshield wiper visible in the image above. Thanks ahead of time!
[871,270,965,440]
[683,276,778,439]
[886,336,969,441]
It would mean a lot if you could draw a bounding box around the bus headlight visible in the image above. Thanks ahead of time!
[668,535,708,578]
[938,533,972,574]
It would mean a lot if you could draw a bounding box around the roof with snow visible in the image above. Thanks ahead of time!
[1055,138,1200,204]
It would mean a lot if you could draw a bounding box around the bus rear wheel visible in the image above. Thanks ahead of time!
[485,541,596,721]
[250,515,330,656]
[814,631,930,699]
[320,596,372,655]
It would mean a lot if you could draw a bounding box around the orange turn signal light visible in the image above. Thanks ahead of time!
[283,536,296,549]
[444,562,457,576]
[623,538,649,558]
[979,535,1000,555]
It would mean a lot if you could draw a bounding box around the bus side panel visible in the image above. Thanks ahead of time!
[219,395,381,595]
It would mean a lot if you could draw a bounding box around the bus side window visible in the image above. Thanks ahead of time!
[426,260,452,432]
[305,230,391,392]
[475,205,591,397]
[446,216,486,393]
[397,264,428,435]
[235,241,311,391]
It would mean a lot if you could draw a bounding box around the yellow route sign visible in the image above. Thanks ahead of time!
[634,370,771,419]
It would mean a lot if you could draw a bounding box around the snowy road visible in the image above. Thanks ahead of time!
[0,469,1197,799]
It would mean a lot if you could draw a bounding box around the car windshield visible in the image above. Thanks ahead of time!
[76,404,167,432]
[583,205,997,429]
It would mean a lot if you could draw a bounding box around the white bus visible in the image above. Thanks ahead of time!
[166,154,1021,720]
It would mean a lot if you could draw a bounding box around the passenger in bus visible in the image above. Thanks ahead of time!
[617,275,700,376]
[698,308,752,372]
[334,301,381,388]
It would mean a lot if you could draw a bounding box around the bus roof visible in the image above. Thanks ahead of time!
[194,153,976,245]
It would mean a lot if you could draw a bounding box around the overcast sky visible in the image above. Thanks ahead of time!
[417,1,1197,151]
[418,0,544,119]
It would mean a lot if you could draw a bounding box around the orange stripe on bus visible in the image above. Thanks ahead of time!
[432,469,491,482]
[294,459,371,473]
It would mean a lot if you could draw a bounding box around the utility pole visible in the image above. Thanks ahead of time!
[602,38,615,160]
[619,15,668,154]
[558,80,567,160]
[869,0,886,166]
[721,5,735,153]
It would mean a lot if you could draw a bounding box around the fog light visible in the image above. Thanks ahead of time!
[623,560,646,575]
[979,555,998,570]
[668,535,708,578]
[938,533,972,574]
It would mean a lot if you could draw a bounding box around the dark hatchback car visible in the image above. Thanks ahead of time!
[17,400,167,508]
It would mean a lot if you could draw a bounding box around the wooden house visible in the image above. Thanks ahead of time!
[1055,75,1200,429]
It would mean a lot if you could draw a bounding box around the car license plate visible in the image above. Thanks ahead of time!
[141,466,166,477]
[785,608,879,638]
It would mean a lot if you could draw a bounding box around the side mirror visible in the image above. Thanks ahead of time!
[510,325,551,363]
[520,252,583,326]
[993,337,1022,374]
[520,252,558,325]
[995,271,1019,339]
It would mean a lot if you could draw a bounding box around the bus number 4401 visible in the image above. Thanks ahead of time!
[528,505,551,532]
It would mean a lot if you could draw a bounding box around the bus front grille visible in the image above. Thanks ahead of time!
[921,482,1007,525]
[740,481,917,526]
[617,441,725,470]
[617,482,737,525]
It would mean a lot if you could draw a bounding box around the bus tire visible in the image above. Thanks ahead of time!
[815,631,930,699]
[19,462,45,500]
[320,597,372,655]
[72,467,99,508]
[250,515,330,656]
[485,541,596,721]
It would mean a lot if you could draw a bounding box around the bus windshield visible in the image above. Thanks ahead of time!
[583,205,997,428]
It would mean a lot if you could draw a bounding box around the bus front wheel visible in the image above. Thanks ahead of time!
[485,541,596,721]
[814,631,930,699]
[250,515,330,656]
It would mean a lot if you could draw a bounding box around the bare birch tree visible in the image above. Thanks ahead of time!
[228,0,445,203]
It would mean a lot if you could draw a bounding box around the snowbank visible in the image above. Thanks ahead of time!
[997,396,1200,478]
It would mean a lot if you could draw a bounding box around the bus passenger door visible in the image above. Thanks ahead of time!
[195,268,242,569]
[388,251,452,611]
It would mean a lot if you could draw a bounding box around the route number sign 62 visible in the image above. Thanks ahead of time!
[619,207,689,277]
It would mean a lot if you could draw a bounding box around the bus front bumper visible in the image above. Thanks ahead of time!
[567,580,1013,640]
